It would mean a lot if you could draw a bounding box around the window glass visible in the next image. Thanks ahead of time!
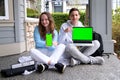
[0,0,5,16]
[0,0,9,19]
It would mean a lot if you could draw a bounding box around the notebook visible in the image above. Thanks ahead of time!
[72,27,93,46]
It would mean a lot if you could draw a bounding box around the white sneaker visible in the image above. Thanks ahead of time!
[70,58,81,67]
[89,56,105,65]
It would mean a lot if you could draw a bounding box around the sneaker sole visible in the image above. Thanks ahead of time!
[62,65,66,73]
[37,64,45,73]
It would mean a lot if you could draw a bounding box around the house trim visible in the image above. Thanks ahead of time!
[0,42,26,56]
[0,0,9,20]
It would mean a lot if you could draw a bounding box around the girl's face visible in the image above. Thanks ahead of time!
[41,14,50,28]
[69,11,80,25]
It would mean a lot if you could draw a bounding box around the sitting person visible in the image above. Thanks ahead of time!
[58,8,105,66]
[30,12,66,73]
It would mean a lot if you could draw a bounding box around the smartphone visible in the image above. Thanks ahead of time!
[46,33,52,46]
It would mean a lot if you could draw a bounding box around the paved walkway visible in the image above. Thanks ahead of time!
[0,52,120,80]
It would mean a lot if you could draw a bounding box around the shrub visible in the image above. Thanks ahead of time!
[52,13,69,31]
[27,8,39,18]
[112,8,120,55]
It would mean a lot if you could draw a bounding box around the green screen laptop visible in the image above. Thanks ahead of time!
[72,27,93,43]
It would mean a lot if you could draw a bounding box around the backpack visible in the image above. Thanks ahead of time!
[91,31,104,57]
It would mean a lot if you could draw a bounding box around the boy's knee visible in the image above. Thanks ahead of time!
[93,40,100,48]
[81,58,90,64]
[66,44,75,49]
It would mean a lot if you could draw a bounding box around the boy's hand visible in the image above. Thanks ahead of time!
[64,27,72,32]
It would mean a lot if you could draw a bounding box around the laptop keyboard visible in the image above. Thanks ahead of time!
[73,40,92,43]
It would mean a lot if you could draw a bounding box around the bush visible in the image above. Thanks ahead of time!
[52,12,85,31]
[112,8,120,55]
[52,13,69,31]
[27,8,39,18]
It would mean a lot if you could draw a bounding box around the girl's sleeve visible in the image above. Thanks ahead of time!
[53,29,58,42]
[34,26,46,48]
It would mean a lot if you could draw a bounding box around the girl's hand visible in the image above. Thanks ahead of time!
[53,41,58,46]
[64,27,72,32]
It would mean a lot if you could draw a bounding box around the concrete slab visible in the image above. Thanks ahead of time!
[0,52,120,80]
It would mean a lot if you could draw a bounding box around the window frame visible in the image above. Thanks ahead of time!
[0,0,9,20]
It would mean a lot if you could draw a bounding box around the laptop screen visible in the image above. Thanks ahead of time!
[72,27,93,41]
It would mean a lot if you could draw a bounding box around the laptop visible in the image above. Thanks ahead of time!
[72,27,93,46]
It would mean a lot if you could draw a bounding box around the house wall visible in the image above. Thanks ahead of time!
[0,0,14,44]
[0,0,114,56]
[90,0,114,53]
[0,0,26,56]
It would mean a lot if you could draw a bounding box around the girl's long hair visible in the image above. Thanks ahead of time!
[38,12,55,40]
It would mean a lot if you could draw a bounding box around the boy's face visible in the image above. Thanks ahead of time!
[69,11,80,24]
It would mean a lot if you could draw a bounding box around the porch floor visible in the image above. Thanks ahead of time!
[0,52,120,80]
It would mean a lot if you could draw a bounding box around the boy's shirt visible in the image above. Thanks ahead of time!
[58,20,84,44]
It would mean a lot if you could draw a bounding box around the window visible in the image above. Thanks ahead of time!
[26,0,40,18]
[54,2,62,6]
[0,0,9,19]
[112,0,120,10]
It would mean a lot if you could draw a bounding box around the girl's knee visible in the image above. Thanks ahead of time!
[30,48,35,53]
[59,43,66,49]
[29,48,38,57]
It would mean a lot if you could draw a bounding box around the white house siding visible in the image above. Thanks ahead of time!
[0,26,15,44]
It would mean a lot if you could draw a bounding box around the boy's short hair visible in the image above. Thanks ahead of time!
[69,8,80,16]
